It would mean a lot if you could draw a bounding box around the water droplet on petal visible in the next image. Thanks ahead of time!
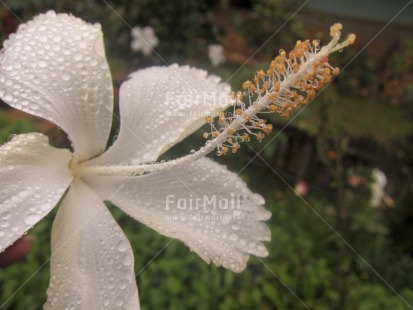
[62,73,71,81]
[115,297,124,307]
[1,211,11,220]
[73,53,83,61]
[117,240,128,252]
[24,213,41,225]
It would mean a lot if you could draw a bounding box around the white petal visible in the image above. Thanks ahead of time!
[0,11,114,161]
[84,158,271,273]
[89,65,231,165]
[45,179,140,310]
[0,133,72,252]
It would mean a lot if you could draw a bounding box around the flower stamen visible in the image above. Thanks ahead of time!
[203,23,355,155]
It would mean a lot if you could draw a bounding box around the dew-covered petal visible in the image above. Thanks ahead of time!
[0,11,114,161]
[0,133,72,253]
[44,179,140,310]
[84,158,271,273]
[89,65,231,165]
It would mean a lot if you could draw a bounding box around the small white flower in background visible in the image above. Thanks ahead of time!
[370,168,387,207]
[0,11,355,309]
[131,26,159,55]
[208,44,226,67]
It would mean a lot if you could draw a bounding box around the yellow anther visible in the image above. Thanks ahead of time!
[241,133,249,141]
[333,67,340,75]
[218,111,225,124]
[232,143,241,153]
[292,63,300,73]
[268,93,278,101]
[235,108,243,115]
[226,128,235,135]
[276,64,286,74]
[322,75,331,83]
[347,34,356,44]
[262,124,273,134]
[213,131,219,138]
[257,70,265,78]
[295,49,303,58]
[256,132,264,141]
[312,39,320,47]
[330,23,343,36]
[307,89,316,100]
[284,102,292,112]
[273,81,280,92]
[242,80,252,89]
[269,104,279,112]
[203,132,209,139]
[205,116,214,124]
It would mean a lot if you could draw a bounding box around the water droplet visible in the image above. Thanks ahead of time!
[73,53,83,61]
[19,190,28,197]
[122,254,133,266]
[24,213,41,225]
[1,221,10,228]
[1,211,11,220]
[38,60,47,68]
[115,297,124,307]
[229,233,238,241]
[231,224,240,231]
[62,73,71,81]
[117,240,128,252]
[4,93,13,101]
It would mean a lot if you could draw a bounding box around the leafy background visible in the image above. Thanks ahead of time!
[1,0,413,309]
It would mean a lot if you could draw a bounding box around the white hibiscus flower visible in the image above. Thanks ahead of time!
[370,168,387,207]
[131,26,159,56]
[0,11,355,309]
[208,44,226,67]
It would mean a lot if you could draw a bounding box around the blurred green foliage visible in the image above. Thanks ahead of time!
[234,0,304,59]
